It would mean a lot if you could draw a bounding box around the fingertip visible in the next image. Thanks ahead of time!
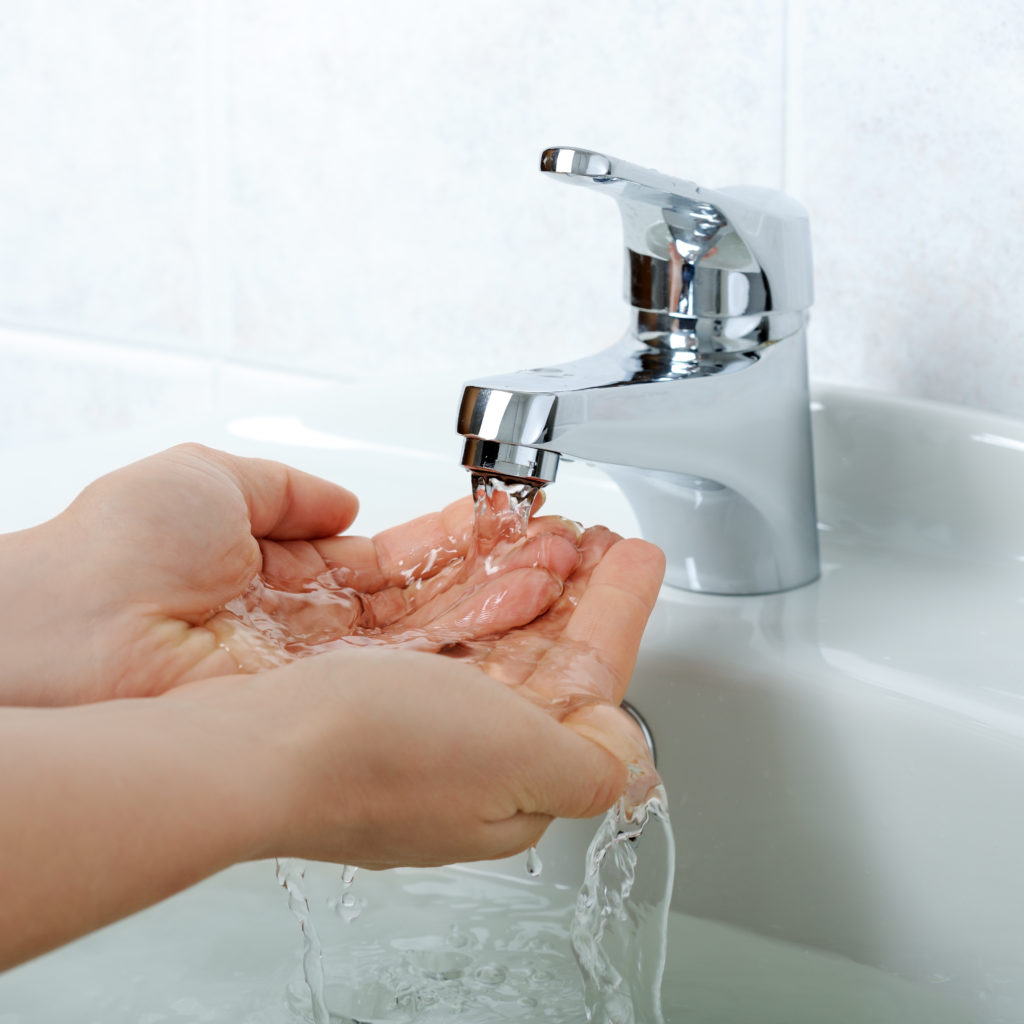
[528,514,584,543]
[534,720,632,821]
[486,813,555,862]
[602,537,666,604]
[313,480,361,536]
[561,702,656,812]
[447,566,564,637]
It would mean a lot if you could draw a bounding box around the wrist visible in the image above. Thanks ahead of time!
[0,518,88,705]
[0,685,293,967]
[160,672,308,863]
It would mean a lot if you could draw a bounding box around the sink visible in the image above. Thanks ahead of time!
[1,382,1022,1023]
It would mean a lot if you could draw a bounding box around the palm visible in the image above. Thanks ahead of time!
[206,495,662,795]
[204,493,587,672]
[58,445,588,701]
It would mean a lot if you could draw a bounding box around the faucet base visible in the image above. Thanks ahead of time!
[605,465,820,595]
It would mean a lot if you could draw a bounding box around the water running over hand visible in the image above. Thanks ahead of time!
[213,473,669,1021]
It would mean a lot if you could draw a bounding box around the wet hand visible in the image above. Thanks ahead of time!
[2,445,580,705]
[205,480,586,671]
[179,528,666,868]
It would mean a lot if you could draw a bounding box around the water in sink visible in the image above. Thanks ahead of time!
[0,848,972,1023]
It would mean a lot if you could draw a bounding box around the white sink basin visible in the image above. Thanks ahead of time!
[1,382,1022,1023]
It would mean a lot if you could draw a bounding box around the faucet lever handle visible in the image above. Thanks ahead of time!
[540,147,703,205]
[540,146,813,320]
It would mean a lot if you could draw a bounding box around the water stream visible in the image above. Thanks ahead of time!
[216,473,671,1022]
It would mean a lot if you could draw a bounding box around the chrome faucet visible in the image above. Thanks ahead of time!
[457,147,819,595]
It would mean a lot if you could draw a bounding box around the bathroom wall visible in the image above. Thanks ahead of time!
[0,0,1021,448]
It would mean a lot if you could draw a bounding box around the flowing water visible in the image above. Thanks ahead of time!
[275,792,674,1024]
[211,472,672,1022]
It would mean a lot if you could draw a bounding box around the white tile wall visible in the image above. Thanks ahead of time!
[0,0,1021,445]
[0,1,205,351]
[794,0,1024,413]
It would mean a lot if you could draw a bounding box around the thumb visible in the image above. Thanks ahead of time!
[562,702,661,810]
[515,711,633,822]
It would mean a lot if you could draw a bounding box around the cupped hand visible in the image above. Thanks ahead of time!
[5,445,582,706]
[0,442,667,968]
[204,479,586,671]
[177,531,665,869]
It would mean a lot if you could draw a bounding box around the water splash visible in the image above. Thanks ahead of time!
[525,846,543,878]
[469,472,543,560]
[328,864,364,924]
[204,474,548,671]
[281,788,672,1024]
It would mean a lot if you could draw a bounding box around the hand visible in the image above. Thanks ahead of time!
[204,479,588,671]
[0,530,663,967]
[0,445,582,705]
[0,446,664,969]
[175,530,665,869]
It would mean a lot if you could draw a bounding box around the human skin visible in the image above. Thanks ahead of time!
[0,445,665,970]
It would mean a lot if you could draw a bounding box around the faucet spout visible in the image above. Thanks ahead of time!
[457,148,820,596]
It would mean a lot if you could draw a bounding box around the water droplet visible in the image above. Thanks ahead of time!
[526,845,543,877]
[474,963,508,986]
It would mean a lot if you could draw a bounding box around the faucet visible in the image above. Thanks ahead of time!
[457,146,819,595]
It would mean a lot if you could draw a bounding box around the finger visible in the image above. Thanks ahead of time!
[313,506,581,606]
[257,538,332,589]
[312,496,475,592]
[409,567,565,639]
[562,702,661,807]
[526,525,621,631]
[468,527,622,688]
[557,538,665,704]
[376,530,579,629]
[503,714,630,821]
[180,446,360,540]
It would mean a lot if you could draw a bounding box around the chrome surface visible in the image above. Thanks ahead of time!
[458,147,819,595]
[621,700,657,767]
